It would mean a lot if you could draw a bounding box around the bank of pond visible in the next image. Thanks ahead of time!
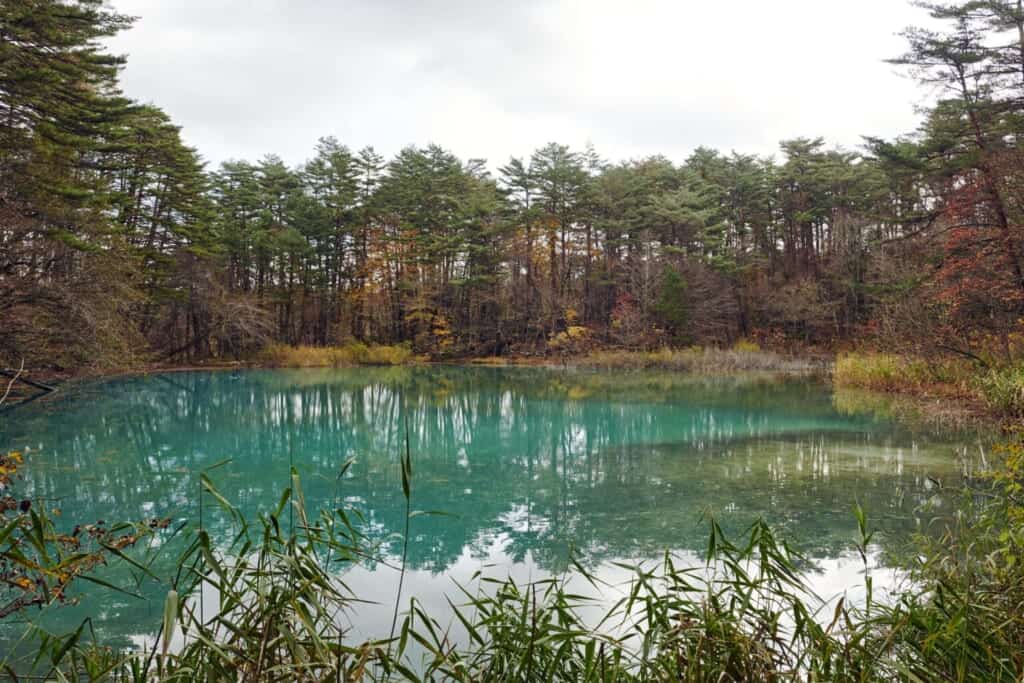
[0,366,1019,681]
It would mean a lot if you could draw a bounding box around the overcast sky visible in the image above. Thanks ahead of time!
[105,0,934,170]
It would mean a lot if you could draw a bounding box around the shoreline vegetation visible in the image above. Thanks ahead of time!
[834,351,1024,420]
[235,342,1014,421]
[257,340,828,374]
[252,342,1022,423]
[258,342,417,368]
[4,343,1020,425]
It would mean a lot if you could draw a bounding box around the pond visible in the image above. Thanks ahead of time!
[0,366,983,650]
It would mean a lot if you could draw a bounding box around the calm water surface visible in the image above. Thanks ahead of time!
[0,367,981,648]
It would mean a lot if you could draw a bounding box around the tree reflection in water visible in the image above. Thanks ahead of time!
[0,367,978,647]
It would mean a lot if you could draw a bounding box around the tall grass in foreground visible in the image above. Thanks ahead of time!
[397,518,886,682]
[157,466,385,681]
[5,434,1024,682]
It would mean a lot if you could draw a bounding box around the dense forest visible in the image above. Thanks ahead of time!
[3,0,1024,371]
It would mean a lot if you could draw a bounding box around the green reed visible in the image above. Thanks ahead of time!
[4,433,1024,682]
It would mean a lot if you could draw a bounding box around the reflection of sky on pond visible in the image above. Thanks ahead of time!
[0,367,982,649]
[312,533,907,651]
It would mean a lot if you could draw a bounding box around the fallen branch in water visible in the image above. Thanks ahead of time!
[0,363,57,397]
[0,359,25,406]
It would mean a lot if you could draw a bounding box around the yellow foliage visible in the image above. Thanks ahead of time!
[566,386,590,400]
[733,339,761,353]
[0,450,25,487]
[992,434,1024,524]
[432,315,454,351]
[549,325,591,351]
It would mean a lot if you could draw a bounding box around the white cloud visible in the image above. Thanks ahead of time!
[105,0,933,169]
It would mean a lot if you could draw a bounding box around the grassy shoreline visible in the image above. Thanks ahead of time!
[8,345,1018,422]
[250,342,831,374]
[7,343,825,379]
[575,346,827,374]
[834,351,1024,419]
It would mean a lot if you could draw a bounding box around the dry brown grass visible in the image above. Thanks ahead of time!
[578,345,820,374]
[258,343,414,368]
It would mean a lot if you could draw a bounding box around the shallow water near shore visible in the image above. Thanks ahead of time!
[0,366,987,650]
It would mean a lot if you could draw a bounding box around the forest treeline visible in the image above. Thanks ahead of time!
[3,0,1024,370]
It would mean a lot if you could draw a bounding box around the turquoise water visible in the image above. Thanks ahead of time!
[0,367,978,648]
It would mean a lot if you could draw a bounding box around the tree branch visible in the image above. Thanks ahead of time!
[0,358,24,406]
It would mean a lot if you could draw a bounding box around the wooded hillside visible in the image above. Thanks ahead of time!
[3,0,1023,370]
